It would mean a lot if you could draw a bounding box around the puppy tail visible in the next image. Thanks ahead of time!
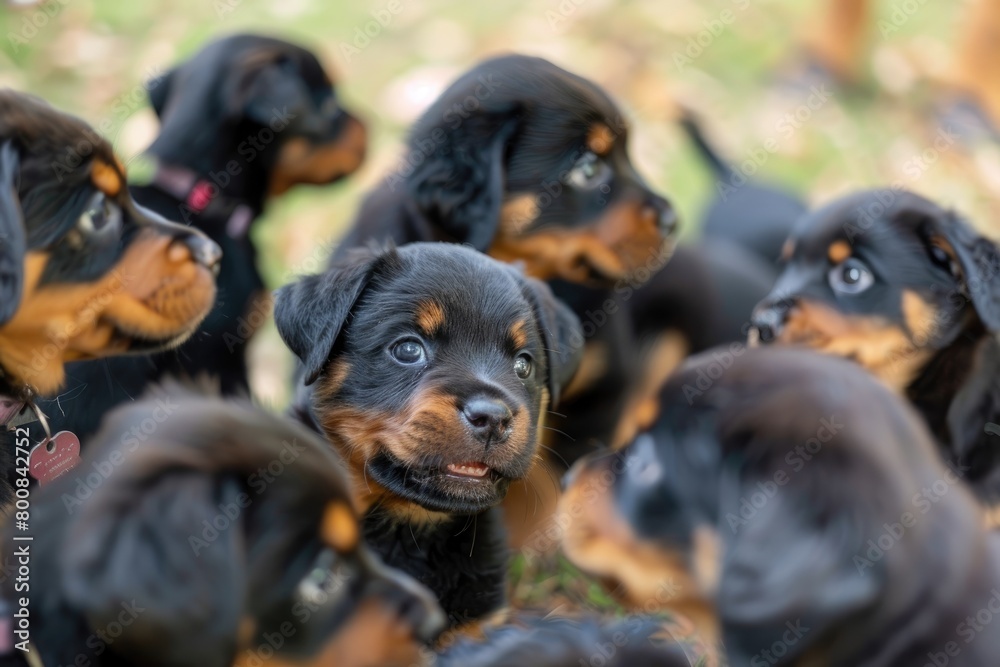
[677,108,734,179]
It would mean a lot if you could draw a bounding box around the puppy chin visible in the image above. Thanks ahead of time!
[367,450,521,515]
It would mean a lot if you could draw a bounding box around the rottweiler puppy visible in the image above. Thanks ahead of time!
[435,615,693,667]
[37,33,367,444]
[1,385,444,667]
[278,243,582,627]
[562,347,1000,666]
[329,54,767,548]
[749,189,1000,507]
[0,90,220,409]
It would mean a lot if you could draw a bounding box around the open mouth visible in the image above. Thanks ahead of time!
[367,452,510,515]
[445,462,491,478]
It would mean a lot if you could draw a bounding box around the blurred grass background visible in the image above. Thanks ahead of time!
[4,1,999,655]
[3,0,999,406]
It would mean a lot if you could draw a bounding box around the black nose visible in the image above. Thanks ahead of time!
[751,301,791,344]
[182,234,222,270]
[461,397,512,445]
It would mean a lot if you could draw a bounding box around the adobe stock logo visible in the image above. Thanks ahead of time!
[987,423,1000,437]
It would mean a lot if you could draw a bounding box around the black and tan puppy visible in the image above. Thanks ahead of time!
[750,189,1000,507]
[435,615,693,667]
[0,90,220,408]
[330,56,770,555]
[562,347,1000,666]
[278,243,582,627]
[2,386,444,667]
[331,55,682,467]
[37,33,367,445]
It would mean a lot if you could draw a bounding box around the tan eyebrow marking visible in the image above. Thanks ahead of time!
[91,158,123,196]
[586,123,615,155]
[827,240,852,264]
[415,300,445,336]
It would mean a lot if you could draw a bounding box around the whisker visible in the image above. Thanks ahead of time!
[469,514,478,557]
[542,425,575,442]
[537,443,572,470]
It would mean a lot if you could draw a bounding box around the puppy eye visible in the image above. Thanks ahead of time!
[390,339,426,365]
[828,257,874,295]
[297,548,355,608]
[77,194,121,236]
[929,245,961,277]
[565,152,608,189]
[514,354,532,379]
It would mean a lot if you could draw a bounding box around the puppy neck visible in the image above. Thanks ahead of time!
[144,130,272,214]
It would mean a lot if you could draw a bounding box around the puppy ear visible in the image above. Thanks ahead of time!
[917,208,1000,332]
[60,475,248,667]
[409,114,520,251]
[719,476,883,664]
[0,141,25,326]
[146,67,177,119]
[276,246,400,386]
[518,273,582,406]
[225,58,312,127]
[946,337,1000,464]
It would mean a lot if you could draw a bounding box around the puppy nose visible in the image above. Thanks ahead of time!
[175,233,222,270]
[644,195,678,237]
[461,397,512,444]
[751,301,791,344]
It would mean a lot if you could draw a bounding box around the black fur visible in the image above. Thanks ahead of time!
[570,347,1000,666]
[680,110,807,265]
[329,54,768,469]
[752,188,1000,504]
[0,90,220,397]
[1,386,444,666]
[0,142,25,326]
[365,508,509,626]
[279,243,582,624]
[32,33,366,444]
[435,615,693,667]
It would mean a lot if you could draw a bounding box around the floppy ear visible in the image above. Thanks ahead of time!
[408,114,520,251]
[0,141,25,326]
[275,246,400,386]
[947,336,1000,464]
[146,67,177,119]
[920,209,1000,332]
[225,57,313,127]
[60,474,247,667]
[518,273,582,406]
[718,470,883,664]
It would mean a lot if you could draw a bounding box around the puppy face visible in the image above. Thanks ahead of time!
[563,348,984,665]
[276,243,582,518]
[750,189,1000,391]
[559,436,721,646]
[149,34,366,197]
[406,55,677,286]
[0,91,220,395]
[17,389,445,667]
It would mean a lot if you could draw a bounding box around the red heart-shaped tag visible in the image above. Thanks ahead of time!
[29,431,81,486]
